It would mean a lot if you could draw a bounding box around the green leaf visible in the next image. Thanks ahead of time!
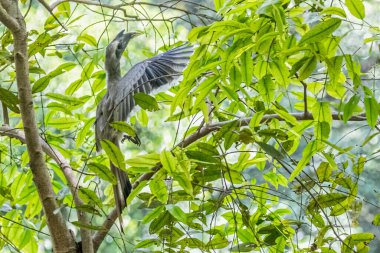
[160,150,177,174]
[310,193,348,209]
[343,95,360,123]
[186,150,220,165]
[32,63,76,93]
[241,51,253,85]
[345,55,362,89]
[229,64,242,89]
[345,0,365,20]
[224,169,244,184]
[193,75,219,110]
[87,162,116,184]
[78,188,102,207]
[289,140,324,181]
[312,101,332,125]
[77,33,97,47]
[269,60,289,87]
[254,58,269,79]
[373,213,380,226]
[342,233,374,253]
[353,156,366,175]
[213,0,224,11]
[299,18,342,45]
[364,96,378,128]
[110,121,137,137]
[149,210,170,234]
[134,92,159,111]
[320,7,347,18]
[315,121,330,140]
[257,75,276,104]
[100,140,126,171]
[81,61,95,81]
[134,239,160,249]
[170,84,192,114]
[32,76,52,93]
[0,87,20,113]
[166,204,188,223]
[326,56,343,88]
[50,62,76,76]
[298,56,317,81]
[46,93,84,107]
[142,205,165,224]
[57,2,71,17]
[47,102,73,115]
[150,179,168,204]
[126,153,160,167]
[48,117,79,129]
[126,180,146,205]
[65,79,83,95]
[273,108,298,125]
[75,205,100,216]
[316,162,332,182]
[206,234,229,249]
[76,117,96,147]
[257,142,284,159]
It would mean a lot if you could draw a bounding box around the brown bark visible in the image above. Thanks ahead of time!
[0,1,77,252]
[0,126,93,252]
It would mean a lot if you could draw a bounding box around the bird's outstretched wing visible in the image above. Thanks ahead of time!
[111,44,193,123]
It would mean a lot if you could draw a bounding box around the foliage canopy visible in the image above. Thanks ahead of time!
[0,0,379,252]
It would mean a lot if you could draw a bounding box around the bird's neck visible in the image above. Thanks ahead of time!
[106,65,121,86]
[105,53,122,86]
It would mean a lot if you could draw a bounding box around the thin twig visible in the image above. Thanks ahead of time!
[92,111,369,247]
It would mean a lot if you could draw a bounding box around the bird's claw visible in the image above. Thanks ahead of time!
[121,134,141,146]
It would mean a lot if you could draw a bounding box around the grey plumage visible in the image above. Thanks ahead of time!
[95,30,192,227]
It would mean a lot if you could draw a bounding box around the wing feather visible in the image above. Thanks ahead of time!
[112,44,192,123]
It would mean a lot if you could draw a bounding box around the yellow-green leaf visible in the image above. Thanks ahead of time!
[48,117,79,129]
[345,0,365,20]
[160,150,177,174]
[77,33,97,47]
[110,121,137,137]
[364,96,378,128]
[126,153,160,167]
[100,140,126,171]
[134,93,159,111]
[320,7,346,18]
[289,140,324,181]
[88,162,116,184]
[299,18,342,45]
[269,60,289,87]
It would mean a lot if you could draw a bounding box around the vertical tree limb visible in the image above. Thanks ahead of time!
[0,126,94,253]
[0,1,76,252]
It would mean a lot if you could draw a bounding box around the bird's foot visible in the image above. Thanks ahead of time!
[121,134,141,146]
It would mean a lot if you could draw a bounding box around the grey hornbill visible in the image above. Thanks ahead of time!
[95,30,192,228]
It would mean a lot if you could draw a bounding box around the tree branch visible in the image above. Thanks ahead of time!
[92,111,368,248]
[50,0,125,14]
[0,1,76,252]
[0,125,93,253]
[0,2,19,31]
[37,0,68,30]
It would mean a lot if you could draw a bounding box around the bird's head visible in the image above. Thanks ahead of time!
[105,30,141,80]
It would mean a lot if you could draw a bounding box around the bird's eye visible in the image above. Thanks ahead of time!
[117,43,123,50]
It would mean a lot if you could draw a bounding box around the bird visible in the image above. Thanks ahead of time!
[95,30,193,229]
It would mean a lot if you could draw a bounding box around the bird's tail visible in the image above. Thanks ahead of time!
[110,162,132,233]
